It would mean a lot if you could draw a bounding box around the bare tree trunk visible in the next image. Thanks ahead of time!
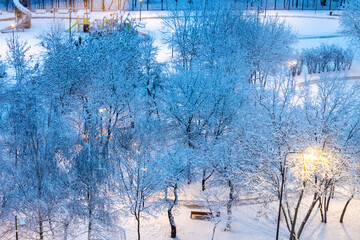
[319,198,324,222]
[201,170,206,191]
[167,183,178,238]
[168,208,176,238]
[281,203,292,232]
[63,223,69,240]
[297,197,320,239]
[289,187,304,240]
[39,213,44,240]
[211,220,220,240]
[136,213,141,240]
[87,184,93,240]
[224,180,234,231]
[340,195,353,223]
[201,169,213,191]
[88,207,92,240]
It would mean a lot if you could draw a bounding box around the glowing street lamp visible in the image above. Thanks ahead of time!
[10,23,16,38]
[287,60,297,77]
[300,147,331,181]
[287,60,297,68]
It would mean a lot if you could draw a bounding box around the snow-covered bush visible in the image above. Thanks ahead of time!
[301,44,353,74]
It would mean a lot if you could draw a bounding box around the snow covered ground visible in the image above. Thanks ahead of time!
[0,9,358,61]
[120,182,360,240]
[122,200,360,240]
[1,9,359,240]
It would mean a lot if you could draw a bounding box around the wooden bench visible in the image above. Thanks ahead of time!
[35,9,46,14]
[330,11,341,16]
[58,9,70,14]
[190,211,220,220]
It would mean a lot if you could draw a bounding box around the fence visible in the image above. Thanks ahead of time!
[0,0,347,11]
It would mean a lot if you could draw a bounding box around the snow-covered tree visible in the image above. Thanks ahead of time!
[341,0,360,45]
[277,73,360,240]
[6,36,31,84]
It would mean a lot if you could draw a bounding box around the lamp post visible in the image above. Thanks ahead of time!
[15,215,19,240]
[140,0,142,21]
[10,23,16,39]
[14,214,26,240]
[171,29,175,58]
[276,151,297,240]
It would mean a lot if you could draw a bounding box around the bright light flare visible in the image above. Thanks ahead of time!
[292,147,340,182]
[287,60,297,68]
[98,108,106,113]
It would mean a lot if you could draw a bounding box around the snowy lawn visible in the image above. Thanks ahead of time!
[120,182,360,240]
[0,10,357,61]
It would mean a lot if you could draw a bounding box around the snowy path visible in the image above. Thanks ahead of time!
[298,33,342,39]
[296,75,360,86]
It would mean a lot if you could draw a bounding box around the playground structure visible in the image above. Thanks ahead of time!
[65,8,91,33]
[0,1,146,37]
[63,10,123,34]
[64,11,145,36]
[92,13,118,32]
[1,0,31,33]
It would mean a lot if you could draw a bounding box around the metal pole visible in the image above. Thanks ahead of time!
[15,215,19,240]
[140,0,142,21]
[275,164,285,240]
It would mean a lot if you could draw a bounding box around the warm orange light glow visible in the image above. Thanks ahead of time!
[287,60,297,68]
[291,147,341,182]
